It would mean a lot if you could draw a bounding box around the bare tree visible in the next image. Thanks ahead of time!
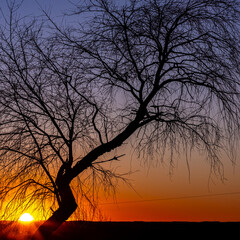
[0,0,240,238]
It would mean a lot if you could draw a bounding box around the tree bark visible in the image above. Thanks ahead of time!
[31,182,77,240]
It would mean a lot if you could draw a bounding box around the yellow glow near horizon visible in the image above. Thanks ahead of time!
[18,213,34,222]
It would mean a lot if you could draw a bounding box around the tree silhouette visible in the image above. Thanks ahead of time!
[0,0,240,238]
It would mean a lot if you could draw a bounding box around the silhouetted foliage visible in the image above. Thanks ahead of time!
[0,0,240,238]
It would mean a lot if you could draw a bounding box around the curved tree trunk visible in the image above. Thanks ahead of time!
[31,182,77,240]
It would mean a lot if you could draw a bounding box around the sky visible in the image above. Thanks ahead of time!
[98,147,240,221]
[1,0,240,222]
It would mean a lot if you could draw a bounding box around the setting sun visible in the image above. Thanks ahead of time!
[19,213,34,222]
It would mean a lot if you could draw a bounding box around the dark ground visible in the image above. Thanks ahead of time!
[0,221,239,240]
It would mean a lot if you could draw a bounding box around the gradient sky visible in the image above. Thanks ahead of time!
[96,145,240,222]
[1,0,240,222]
[69,142,240,222]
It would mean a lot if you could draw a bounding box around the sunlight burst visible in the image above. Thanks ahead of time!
[18,213,34,222]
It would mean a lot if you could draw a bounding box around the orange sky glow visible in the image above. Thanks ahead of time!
[6,146,240,222]
[96,148,240,222]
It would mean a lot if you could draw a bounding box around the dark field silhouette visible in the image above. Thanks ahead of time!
[0,221,239,240]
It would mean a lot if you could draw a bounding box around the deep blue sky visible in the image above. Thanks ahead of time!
[0,0,91,31]
[0,0,72,17]
[0,0,128,30]
[0,0,127,21]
